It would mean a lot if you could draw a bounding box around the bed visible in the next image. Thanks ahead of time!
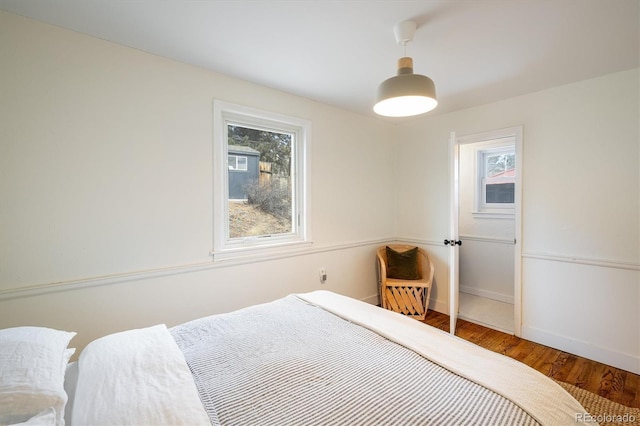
[1,290,591,425]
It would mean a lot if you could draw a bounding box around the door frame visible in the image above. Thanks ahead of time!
[448,132,460,335]
[449,126,523,337]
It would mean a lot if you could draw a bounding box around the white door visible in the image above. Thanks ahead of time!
[448,132,460,335]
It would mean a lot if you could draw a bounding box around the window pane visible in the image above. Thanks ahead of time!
[227,125,293,239]
[486,153,515,178]
[228,155,236,170]
[486,182,514,204]
[237,156,248,171]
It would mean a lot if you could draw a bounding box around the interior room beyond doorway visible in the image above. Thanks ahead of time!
[457,136,517,334]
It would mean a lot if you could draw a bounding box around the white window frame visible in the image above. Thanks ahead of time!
[228,155,248,171]
[480,146,515,209]
[212,100,311,261]
[473,137,516,218]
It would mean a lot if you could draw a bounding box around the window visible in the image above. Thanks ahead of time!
[475,140,516,216]
[213,101,311,259]
[228,155,248,171]
[482,148,515,206]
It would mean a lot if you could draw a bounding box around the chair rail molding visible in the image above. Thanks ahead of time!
[522,251,640,272]
[0,237,393,301]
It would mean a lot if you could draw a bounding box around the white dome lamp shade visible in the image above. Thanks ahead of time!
[374,21,437,117]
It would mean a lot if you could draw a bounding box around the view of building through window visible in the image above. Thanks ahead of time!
[227,125,293,238]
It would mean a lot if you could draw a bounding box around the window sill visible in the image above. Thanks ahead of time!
[472,211,515,219]
[211,240,314,263]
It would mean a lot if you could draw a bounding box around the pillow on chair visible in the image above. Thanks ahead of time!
[386,246,421,280]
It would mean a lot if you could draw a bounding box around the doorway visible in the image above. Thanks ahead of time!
[449,127,523,336]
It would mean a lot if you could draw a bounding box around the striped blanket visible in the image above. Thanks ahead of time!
[172,294,549,425]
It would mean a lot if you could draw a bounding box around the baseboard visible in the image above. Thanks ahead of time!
[429,298,449,315]
[360,293,379,306]
[521,325,640,375]
[458,313,514,334]
[459,285,514,304]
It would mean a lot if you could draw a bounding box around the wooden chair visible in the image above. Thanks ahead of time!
[376,245,434,321]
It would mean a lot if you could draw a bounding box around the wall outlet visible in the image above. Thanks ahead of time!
[319,267,327,284]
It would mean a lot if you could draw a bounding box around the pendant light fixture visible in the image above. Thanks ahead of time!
[373,21,437,117]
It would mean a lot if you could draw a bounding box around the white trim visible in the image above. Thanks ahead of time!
[513,126,523,338]
[473,142,516,219]
[0,237,392,301]
[458,313,514,335]
[213,100,312,255]
[475,141,516,215]
[456,128,520,146]
[360,293,380,306]
[521,325,640,375]
[449,131,460,331]
[393,237,447,248]
[459,285,515,304]
[471,211,514,219]
[211,240,314,262]
[522,251,640,271]
[430,298,449,315]
[393,237,516,249]
[459,234,515,245]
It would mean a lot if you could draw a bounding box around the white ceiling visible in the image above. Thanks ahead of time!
[1,0,638,119]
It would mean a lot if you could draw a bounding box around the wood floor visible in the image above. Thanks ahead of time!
[422,310,640,408]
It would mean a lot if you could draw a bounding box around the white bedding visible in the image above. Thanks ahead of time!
[71,324,209,426]
[173,294,539,425]
[297,291,589,425]
[0,326,75,426]
[68,291,591,426]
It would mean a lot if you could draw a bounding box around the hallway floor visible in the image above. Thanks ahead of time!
[458,292,514,334]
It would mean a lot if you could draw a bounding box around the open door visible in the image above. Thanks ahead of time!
[448,127,523,337]
[448,132,460,335]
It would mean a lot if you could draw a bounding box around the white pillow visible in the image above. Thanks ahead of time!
[10,408,56,426]
[62,362,79,426]
[0,327,76,426]
[72,324,210,426]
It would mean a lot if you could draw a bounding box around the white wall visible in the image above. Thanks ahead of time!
[0,11,396,353]
[458,239,515,303]
[396,68,639,373]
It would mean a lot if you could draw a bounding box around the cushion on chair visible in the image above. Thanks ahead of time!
[385,246,421,280]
